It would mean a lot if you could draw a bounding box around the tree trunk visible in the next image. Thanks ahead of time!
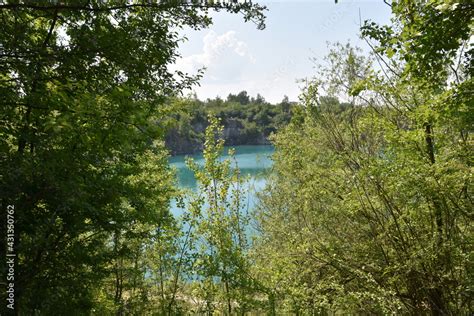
[225,277,232,315]
[269,291,277,316]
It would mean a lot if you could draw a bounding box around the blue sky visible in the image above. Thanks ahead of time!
[173,1,392,103]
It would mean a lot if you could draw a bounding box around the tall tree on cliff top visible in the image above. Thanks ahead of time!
[0,1,266,313]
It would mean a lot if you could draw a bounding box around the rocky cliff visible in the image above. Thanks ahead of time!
[165,118,271,155]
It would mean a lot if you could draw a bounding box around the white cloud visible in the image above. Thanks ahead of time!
[174,30,255,82]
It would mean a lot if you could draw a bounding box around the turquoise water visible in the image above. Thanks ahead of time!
[169,145,274,215]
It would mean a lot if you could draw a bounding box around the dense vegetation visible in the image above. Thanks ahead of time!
[0,0,472,315]
[165,93,293,155]
[0,1,266,314]
[254,4,473,313]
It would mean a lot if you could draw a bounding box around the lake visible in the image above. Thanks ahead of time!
[168,145,274,215]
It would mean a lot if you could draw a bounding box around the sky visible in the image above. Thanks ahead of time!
[173,1,392,103]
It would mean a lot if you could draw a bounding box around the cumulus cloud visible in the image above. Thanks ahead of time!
[174,30,255,82]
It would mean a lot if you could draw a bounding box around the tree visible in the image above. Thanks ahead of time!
[251,93,266,104]
[227,90,250,105]
[186,115,256,315]
[253,2,473,313]
[280,95,291,113]
[0,1,266,313]
[255,1,472,310]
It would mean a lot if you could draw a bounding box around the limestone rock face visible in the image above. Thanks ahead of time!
[223,119,243,144]
[165,117,271,155]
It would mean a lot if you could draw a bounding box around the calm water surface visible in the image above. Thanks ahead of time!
[169,145,274,215]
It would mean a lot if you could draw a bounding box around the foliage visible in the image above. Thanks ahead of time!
[0,1,266,314]
[165,93,294,155]
[1,0,472,314]
[254,2,473,313]
[185,115,257,314]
